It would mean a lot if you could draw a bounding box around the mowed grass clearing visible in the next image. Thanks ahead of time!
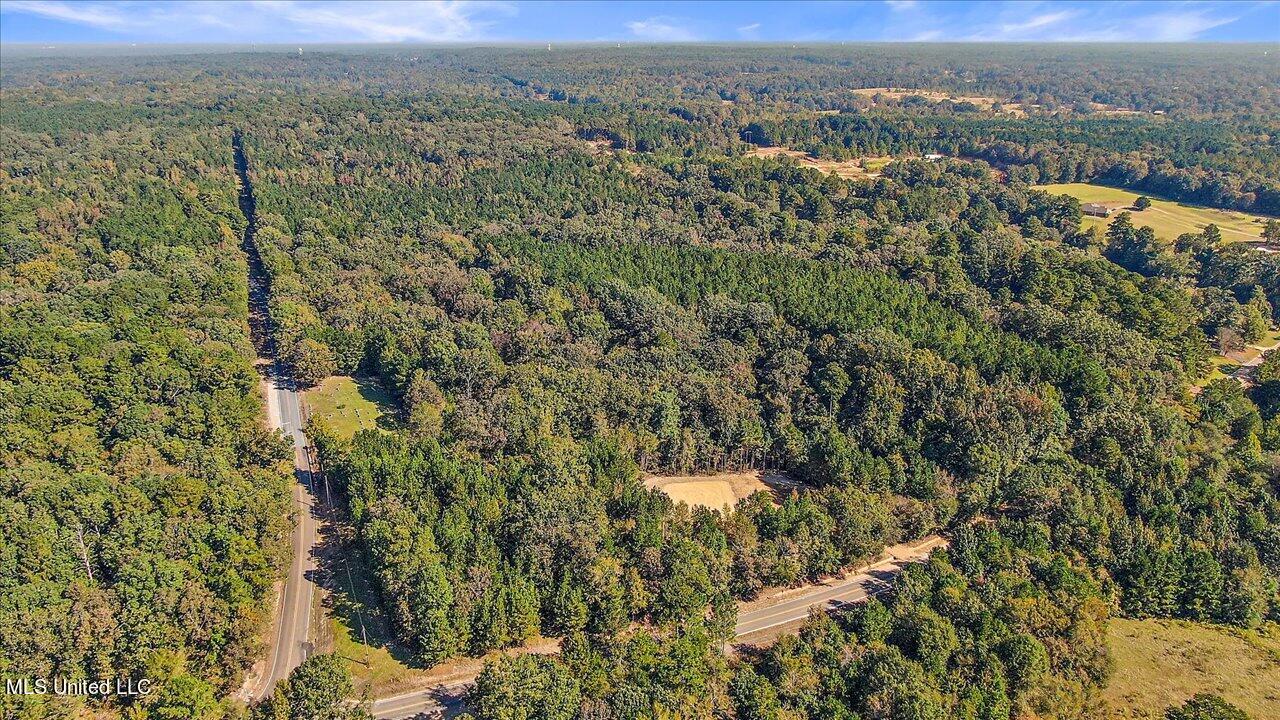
[317,536,435,696]
[1196,327,1280,388]
[1105,618,1280,719]
[1037,182,1271,244]
[304,375,395,439]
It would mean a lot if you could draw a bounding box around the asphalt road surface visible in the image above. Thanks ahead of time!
[735,563,898,636]
[369,537,946,720]
[1233,344,1276,383]
[371,680,470,720]
[246,368,320,700]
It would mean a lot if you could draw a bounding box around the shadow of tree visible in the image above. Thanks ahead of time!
[349,374,402,433]
[311,500,430,673]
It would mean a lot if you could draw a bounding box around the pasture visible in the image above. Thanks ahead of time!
[1037,182,1270,245]
[1104,618,1280,719]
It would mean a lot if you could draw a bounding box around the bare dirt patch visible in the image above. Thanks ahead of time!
[745,146,882,180]
[584,138,615,156]
[1089,101,1144,116]
[644,470,802,510]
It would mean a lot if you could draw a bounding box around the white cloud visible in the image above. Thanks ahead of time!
[1121,8,1240,41]
[3,0,131,29]
[961,8,1077,40]
[998,10,1073,35]
[1053,7,1241,41]
[626,15,698,42]
[248,1,514,42]
[2,0,1262,44]
[957,4,1239,42]
[1,0,515,42]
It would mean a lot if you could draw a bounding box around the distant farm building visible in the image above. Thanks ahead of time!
[1082,203,1112,218]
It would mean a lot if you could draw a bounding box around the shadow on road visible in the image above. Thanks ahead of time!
[396,685,470,719]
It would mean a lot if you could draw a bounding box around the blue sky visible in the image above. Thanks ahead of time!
[2,1,1277,44]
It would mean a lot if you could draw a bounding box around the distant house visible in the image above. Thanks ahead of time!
[1082,203,1112,218]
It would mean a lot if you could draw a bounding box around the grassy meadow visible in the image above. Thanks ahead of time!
[304,375,395,439]
[1105,618,1280,719]
[1037,182,1271,244]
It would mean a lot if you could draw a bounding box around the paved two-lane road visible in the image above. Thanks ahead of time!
[369,536,947,720]
[235,133,321,702]
[734,536,947,637]
[247,368,320,700]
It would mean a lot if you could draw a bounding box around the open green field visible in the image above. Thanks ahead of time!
[1105,618,1280,719]
[1037,182,1271,244]
[304,375,396,439]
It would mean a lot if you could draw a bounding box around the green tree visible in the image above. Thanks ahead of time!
[252,654,369,720]
[1263,219,1280,247]
[293,338,337,387]
[147,673,221,720]
[469,655,581,720]
[814,362,851,410]
[1165,693,1249,720]
[730,665,784,720]
[996,633,1050,695]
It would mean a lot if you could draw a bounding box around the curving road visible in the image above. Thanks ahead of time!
[368,536,947,720]
[733,536,947,638]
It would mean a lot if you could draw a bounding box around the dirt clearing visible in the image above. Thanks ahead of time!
[851,86,1024,114]
[644,470,802,510]
[745,146,886,179]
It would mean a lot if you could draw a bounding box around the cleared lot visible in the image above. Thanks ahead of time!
[644,470,803,510]
[305,375,396,439]
[745,146,889,179]
[1038,182,1271,245]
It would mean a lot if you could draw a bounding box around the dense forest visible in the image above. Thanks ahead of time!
[0,98,293,716]
[464,524,1113,719]
[2,44,1278,720]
